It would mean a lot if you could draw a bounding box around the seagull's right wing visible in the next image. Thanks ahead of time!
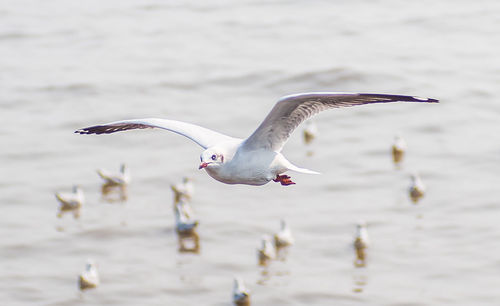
[241,92,438,152]
[75,118,238,149]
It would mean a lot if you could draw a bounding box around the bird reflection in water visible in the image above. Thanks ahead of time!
[101,183,128,203]
[352,267,368,293]
[302,120,317,157]
[56,205,81,219]
[177,229,200,254]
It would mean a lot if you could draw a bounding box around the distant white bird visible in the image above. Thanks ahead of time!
[78,260,99,290]
[55,186,84,210]
[171,177,194,203]
[409,173,425,203]
[233,277,250,306]
[273,220,294,247]
[353,221,369,266]
[392,135,407,164]
[76,92,438,186]
[97,164,130,186]
[354,220,370,249]
[257,234,276,265]
[174,201,198,233]
[302,119,318,145]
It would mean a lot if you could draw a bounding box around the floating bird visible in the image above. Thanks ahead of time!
[55,186,84,215]
[76,92,438,186]
[97,163,130,186]
[257,234,276,266]
[409,173,425,203]
[174,201,198,233]
[78,260,99,290]
[353,220,369,267]
[273,219,294,248]
[233,277,250,306]
[171,177,194,203]
[302,119,318,145]
[354,220,369,249]
[392,135,407,164]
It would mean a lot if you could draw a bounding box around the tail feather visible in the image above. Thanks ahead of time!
[288,164,320,175]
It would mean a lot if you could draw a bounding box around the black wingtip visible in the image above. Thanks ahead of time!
[403,95,439,103]
[415,96,439,103]
[74,129,88,135]
[74,127,99,135]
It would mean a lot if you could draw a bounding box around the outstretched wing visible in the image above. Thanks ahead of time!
[241,92,438,152]
[75,118,239,149]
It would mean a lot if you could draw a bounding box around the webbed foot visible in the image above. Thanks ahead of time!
[273,174,296,186]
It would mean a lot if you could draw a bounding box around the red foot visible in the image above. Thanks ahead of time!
[273,174,296,186]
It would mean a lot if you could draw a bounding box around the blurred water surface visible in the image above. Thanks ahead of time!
[1,0,500,305]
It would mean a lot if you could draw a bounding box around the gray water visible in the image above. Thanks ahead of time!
[1,0,500,305]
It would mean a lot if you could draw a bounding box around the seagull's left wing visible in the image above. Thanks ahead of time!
[241,92,438,152]
[75,118,239,149]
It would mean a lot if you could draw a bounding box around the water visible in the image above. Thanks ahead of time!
[1,0,500,305]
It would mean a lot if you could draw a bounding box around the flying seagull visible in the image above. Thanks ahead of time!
[76,92,438,186]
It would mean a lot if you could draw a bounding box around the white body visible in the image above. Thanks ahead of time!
[174,201,198,232]
[274,219,295,247]
[393,135,407,152]
[97,164,130,185]
[55,186,84,208]
[257,234,276,261]
[79,260,99,290]
[354,221,370,248]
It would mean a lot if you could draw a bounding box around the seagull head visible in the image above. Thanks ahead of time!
[199,147,224,170]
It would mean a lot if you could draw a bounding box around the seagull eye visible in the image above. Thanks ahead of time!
[211,154,217,161]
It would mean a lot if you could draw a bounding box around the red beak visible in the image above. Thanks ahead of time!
[199,162,208,170]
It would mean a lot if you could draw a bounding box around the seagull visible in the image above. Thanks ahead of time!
[174,201,198,233]
[409,173,426,203]
[97,163,130,186]
[78,260,99,290]
[353,220,369,250]
[257,234,276,265]
[274,219,295,248]
[55,186,84,210]
[232,277,250,306]
[76,92,438,186]
[171,177,194,203]
[392,135,407,164]
[353,220,369,266]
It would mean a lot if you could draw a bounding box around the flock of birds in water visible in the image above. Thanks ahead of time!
[54,121,426,305]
